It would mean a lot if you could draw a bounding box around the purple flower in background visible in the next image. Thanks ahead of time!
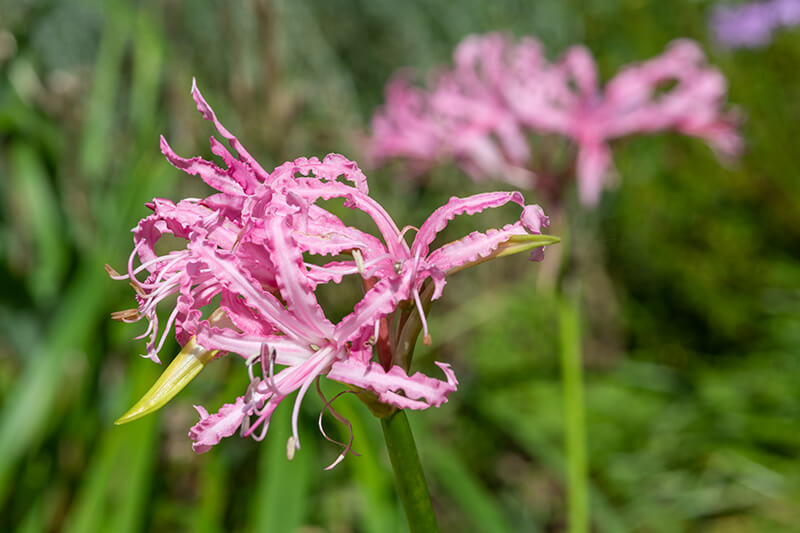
[370,34,740,206]
[711,0,800,49]
[110,80,554,463]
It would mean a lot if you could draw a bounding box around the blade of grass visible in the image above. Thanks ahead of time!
[79,0,130,183]
[477,393,626,533]
[252,402,313,533]
[9,141,68,303]
[421,434,515,533]
[189,453,227,533]
[0,257,110,504]
[334,395,401,533]
[105,363,160,533]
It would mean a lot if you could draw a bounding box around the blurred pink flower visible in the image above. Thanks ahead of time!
[711,0,800,49]
[110,80,551,462]
[370,34,740,206]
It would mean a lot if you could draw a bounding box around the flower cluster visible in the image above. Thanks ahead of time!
[110,80,552,463]
[370,33,740,206]
[711,0,800,49]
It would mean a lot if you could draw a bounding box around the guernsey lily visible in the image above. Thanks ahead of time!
[370,33,740,206]
[109,80,558,471]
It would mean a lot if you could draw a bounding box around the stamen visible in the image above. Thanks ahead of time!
[290,376,316,455]
[286,436,297,460]
[398,225,420,242]
[413,288,432,346]
[129,281,147,298]
[105,264,123,279]
[352,249,366,276]
[315,378,360,470]
[261,345,279,395]
[111,308,139,322]
[152,304,182,358]
[251,418,270,441]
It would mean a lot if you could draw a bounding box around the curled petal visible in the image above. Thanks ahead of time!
[191,78,270,181]
[269,153,369,194]
[264,216,335,339]
[334,276,408,344]
[189,397,247,453]
[414,191,526,258]
[189,240,321,343]
[160,136,245,196]
[427,222,530,273]
[327,360,458,409]
[283,179,407,258]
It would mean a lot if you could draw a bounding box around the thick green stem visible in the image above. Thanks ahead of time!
[559,293,589,533]
[380,410,439,533]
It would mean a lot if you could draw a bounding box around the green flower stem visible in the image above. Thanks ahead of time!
[559,292,589,533]
[380,410,439,533]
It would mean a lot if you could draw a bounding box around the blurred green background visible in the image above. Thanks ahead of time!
[1,0,799,531]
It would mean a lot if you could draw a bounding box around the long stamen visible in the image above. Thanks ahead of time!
[410,247,432,345]
[315,378,360,470]
[290,376,316,455]
[413,288,432,346]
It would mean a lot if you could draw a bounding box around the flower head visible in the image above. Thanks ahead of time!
[370,34,740,206]
[710,0,800,49]
[110,80,556,464]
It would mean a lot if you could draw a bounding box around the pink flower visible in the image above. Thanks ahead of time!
[111,80,556,464]
[370,34,740,206]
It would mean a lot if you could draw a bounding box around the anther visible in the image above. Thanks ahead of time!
[105,264,122,278]
[352,249,366,276]
[129,281,147,298]
[111,309,139,321]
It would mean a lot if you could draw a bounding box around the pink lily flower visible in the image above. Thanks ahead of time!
[370,33,740,206]
[111,80,555,465]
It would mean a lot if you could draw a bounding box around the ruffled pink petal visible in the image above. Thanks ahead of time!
[334,276,408,345]
[520,204,550,234]
[413,191,526,258]
[189,397,247,453]
[282,178,408,259]
[160,136,245,196]
[263,216,335,339]
[191,79,269,182]
[426,222,529,273]
[189,239,319,343]
[327,360,458,409]
[208,136,261,194]
[305,261,358,287]
[269,153,370,194]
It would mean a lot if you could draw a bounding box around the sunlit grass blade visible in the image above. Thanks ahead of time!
[115,336,217,425]
[79,0,130,183]
[477,393,626,533]
[334,396,400,533]
[423,438,514,533]
[0,260,109,503]
[62,359,159,533]
[253,403,313,533]
[9,141,68,303]
[189,453,227,533]
[107,370,160,533]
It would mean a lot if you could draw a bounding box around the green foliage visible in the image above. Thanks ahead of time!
[1,1,798,531]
